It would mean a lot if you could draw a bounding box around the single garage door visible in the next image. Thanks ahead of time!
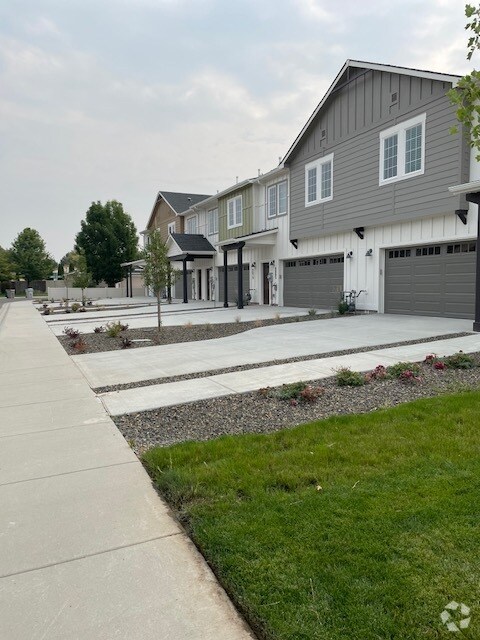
[283,255,344,309]
[385,241,476,319]
[218,264,250,303]
[172,270,192,300]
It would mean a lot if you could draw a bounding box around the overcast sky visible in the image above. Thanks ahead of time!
[0,0,472,260]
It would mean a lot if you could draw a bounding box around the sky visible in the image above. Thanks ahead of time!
[0,0,472,261]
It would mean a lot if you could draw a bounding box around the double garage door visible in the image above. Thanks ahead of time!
[218,264,250,303]
[283,254,344,309]
[385,241,476,319]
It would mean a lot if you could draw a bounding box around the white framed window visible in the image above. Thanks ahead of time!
[267,181,288,218]
[379,113,426,185]
[167,222,176,235]
[227,195,242,229]
[185,216,197,234]
[304,153,333,206]
[207,208,218,235]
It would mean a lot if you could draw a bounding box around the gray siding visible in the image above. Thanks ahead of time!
[288,69,469,240]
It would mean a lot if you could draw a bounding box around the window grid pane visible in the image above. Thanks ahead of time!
[321,161,331,199]
[405,123,422,173]
[383,134,398,179]
[268,185,277,217]
[307,167,317,202]
[228,201,234,227]
[278,181,287,214]
[235,197,242,225]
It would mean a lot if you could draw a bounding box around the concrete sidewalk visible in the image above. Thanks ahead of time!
[73,314,472,388]
[0,302,254,640]
[100,333,480,416]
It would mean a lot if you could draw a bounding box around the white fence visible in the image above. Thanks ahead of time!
[47,286,127,300]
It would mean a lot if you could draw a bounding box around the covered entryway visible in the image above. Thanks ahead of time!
[384,241,476,319]
[283,254,344,308]
[218,264,250,304]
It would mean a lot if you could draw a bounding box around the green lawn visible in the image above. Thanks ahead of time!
[143,392,480,640]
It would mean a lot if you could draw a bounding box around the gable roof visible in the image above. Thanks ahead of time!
[282,59,461,164]
[170,233,216,254]
[146,190,211,230]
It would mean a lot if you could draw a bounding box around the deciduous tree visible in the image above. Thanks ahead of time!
[10,228,55,285]
[143,230,176,330]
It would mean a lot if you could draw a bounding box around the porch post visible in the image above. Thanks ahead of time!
[129,266,133,298]
[237,243,244,310]
[223,249,228,308]
[125,266,129,297]
[182,258,188,304]
[467,193,480,331]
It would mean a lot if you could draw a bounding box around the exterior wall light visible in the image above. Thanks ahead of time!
[365,248,373,257]
[346,251,353,259]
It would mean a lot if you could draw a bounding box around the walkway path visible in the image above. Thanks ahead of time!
[0,302,254,640]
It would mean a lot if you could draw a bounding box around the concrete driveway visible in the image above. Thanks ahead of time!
[72,314,472,388]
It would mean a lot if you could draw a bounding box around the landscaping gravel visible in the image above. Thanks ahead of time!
[94,332,470,393]
[113,355,480,452]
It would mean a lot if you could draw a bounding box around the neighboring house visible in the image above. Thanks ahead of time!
[280,60,478,319]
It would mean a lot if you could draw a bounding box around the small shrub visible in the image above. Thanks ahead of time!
[338,300,349,315]
[364,364,388,383]
[72,338,87,353]
[258,387,272,397]
[387,361,421,379]
[235,315,241,323]
[307,308,317,316]
[205,322,212,331]
[93,325,105,333]
[274,312,281,321]
[184,321,193,328]
[433,360,446,370]
[258,382,323,404]
[276,381,307,400]
[299,385,324,403]
[71,303,81,312]
[253,319,264,328]
[63,326,80,339]
[398,369,421,384]
[442,351,475,369]
[336,367,365,387]
[43,308,51,315]
[424,354,437,364]
[121,337,133,349]
[105,321,125,337]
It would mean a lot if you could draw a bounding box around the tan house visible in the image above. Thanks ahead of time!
[143,191,211,243]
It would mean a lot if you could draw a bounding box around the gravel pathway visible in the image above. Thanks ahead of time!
[113,357,480,452]
[94,332,470,393]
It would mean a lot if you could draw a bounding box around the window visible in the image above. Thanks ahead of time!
[185,216,197,234]
[379,113,426,185]
[227,195,242,229]
[267,180,288,218]
[304,153,334,206]
[207,208,218,235]
[167,222,175,235]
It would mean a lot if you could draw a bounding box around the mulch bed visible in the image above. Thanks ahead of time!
[113,355,480,452]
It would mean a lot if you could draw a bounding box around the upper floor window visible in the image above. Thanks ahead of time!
[208,208,218,235]
[227,195,242,229]
[267,181,288,218]
[304,153,333,207]
[379,113,426,185]
[185,216,197,234]
[167,222,176,235]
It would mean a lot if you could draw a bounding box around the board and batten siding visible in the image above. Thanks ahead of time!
[218,184,253,241]
[287,69,469,240]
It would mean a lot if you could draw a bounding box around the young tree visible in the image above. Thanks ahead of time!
[71,252,92,305]
[10,228,55,285]
[75,200,139,286]
[142,230,174,330]
[449,4,480,158]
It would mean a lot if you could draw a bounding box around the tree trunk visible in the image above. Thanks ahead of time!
[156,292,162,331]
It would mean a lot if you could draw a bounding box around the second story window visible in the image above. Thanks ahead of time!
[379,113,426,185]
[267,181,288,218]
[186,216,197,234]
[227,195,242,229]
[167,222,176,235]
[305,153,333,206]
[208,208,218,235]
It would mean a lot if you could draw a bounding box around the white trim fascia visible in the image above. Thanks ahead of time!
[449,180,480,195]
[282,59,460,164]
[215,228,278,247]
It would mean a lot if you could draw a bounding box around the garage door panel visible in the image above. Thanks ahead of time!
[284,256,344,309]
[218,265,250,303]
[385,242,475,319]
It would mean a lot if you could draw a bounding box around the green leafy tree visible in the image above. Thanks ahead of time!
[0,246,14,284]
[75,200,139,287]
[10,228,55,285]
[71,252,92,305]
[143,230,176,330]
[449,4,480,159]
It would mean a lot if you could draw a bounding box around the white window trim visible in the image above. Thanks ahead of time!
[167,222,176,235]
[267,180,288,218]
[304,153,334,207]
[207,208,218,235]
[185,215,198,234]
[379,112,426,186]
[227,195,243,229]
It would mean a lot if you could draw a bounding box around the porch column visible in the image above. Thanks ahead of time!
[237,243,245,310]
[467,193,480,331]
[182,258,188,304]
[125,267,130,297]
[167,262,172,304]
[129,266,133,298]
[223,249,228,308]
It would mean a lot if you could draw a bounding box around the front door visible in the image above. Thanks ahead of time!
[263,263,270,305]
[197,269,202,300]
[206,268,211,301]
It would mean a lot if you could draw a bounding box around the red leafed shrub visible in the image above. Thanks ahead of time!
[72,338,87,353]
[299,385,324,403]
[399,369,421,384]
[433,360,446,370]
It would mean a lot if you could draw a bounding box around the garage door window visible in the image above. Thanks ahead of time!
[447,242,476,254]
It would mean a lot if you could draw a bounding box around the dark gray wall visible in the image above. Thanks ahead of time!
[287,68,469,240]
